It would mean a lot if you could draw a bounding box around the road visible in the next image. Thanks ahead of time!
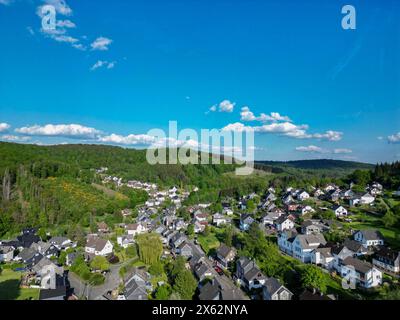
[68,262,122,300]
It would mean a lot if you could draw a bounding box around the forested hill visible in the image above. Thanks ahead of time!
[256,159,374,171]
[0,142,237,186]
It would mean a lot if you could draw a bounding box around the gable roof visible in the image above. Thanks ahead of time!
[357,229,384,241]
[263,277,292,297]
[86,237,108,251]
[216,244,233,259]
[343,257,374,274]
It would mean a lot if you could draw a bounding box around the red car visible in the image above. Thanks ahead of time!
[214,266,224,275]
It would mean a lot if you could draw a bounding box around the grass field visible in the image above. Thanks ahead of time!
[0,269,39,300]
[197,233,220,255]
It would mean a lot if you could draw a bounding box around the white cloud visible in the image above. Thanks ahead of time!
[295,146,352,154]
[57,19,75,28]
[240,106,291,123]
[333,148,352,154]
[209,100,235,113]
[1,135,31,142]
[39,0,72,16]
[90,60,116,71]
[222,121,343,141]
[91,37,113,51]
[295,145,326,153]
[98,133,157,145]
[0,123,11,132]
[52,35,79,43]
[15,124,101,139]
[388,132,400,143]
[312,130,343,141]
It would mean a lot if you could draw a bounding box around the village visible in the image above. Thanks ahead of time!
[1,168,400,301]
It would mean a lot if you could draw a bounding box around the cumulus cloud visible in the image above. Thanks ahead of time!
[15,124,101,139]
[388,132,400,143]
[222,121,343,141]
[0,123,10,132]
[90,37,113,51]
[295,146,352,154]
[1,135,31,142]
[295,145,326,153]
[98,133,157,145]
[209,100,235,113]
[240,106,291,123]
[90,60,116,71]
[333,148,352,154]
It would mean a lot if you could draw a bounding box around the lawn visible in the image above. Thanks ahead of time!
[197,233,220,255]
[0,269,39,300]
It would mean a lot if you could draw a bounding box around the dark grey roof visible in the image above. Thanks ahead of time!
[344,239,364,252]
[199,280,220,300]
[358,230,384,241]
[39,286,66,300]
[216,244,232,259]
[343,257,374,274]
[263,277,283,296]
[374,247,400,262]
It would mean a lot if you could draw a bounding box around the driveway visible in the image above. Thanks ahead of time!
[69,263,122,300]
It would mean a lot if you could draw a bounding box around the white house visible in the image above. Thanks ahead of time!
[117,234,135,248]
[354,230,384,248]
[297,190,310,201]
[372,247,400,274]
[333,205,348,217]
[277,229,298,256]
[311,247,334,270]
[126,223,147,237]
[291,234,327,263]
[360,193,375,205]
[341,257,382,288]
[85,238,113,256]
[275,216,295,232]
[0,245,14,262]
[300,205,315,215]
[222,207,234,216]
[213,213,228,227]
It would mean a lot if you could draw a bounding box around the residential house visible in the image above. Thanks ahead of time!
[97,222,110,233]
[194,221,208,233]
[343,239,368,256]
[176,241,193,258]
[198,279,221,300]
[341,257,382,288]
[296,190,310,201]
[85,237,113,256]
[372,247,400,274]
[332,205,348,217]
[299,205,315,216]
[0,245,14,262]
[239,214,255,231]
[193,261,214,282]
[222,207,233,216]
[291,233,327,263]
[49,237,74,250]
[331,244,355,273]
[212,213,228,227]
[311,246,334,270]
[360,193,375,205]
[17,228,40,248]
[262,212,281,226]
[301,220,324,235]
[262,277,293,300]
[236,257,266,290]
[117,234,135,248]
[353,230,384,248]
[216,244,236,269]
[126,223,147,237]
[277,229,298,256]
[275,215,295,232]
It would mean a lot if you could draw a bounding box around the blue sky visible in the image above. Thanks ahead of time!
[0,0,399,163]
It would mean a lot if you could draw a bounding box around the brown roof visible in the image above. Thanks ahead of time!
[86,237,108,251]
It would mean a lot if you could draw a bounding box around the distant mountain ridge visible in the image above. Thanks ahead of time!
[255,159,374,170]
